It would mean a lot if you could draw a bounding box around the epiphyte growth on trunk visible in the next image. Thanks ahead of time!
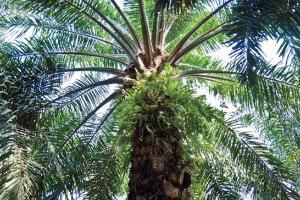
[116,72,222,199]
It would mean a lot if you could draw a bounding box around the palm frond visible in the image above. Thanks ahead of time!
[199,65,300,114]
[0,123,42,200]
[138,0,153,65]
[169,0,232,62]
[211,117,299,199]
[226,0,300,77]
[55,89,123,154]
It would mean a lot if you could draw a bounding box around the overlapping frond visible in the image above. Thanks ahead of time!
[0,43,60,199]
[211,117,299,199]
[213,67,300,114]
[178,96,299,199]
[238,110,300,190]
[227,0,300,78]
[81,123,130,199]
[177,62,300,115]
[191,156,246,200]
[0,114,42,200]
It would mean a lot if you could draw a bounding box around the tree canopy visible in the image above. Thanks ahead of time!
[0,0,299,199]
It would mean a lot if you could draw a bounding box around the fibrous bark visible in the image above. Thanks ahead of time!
[127,103,191,200]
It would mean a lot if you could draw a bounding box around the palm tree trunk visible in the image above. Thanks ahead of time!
[127,106,191,199]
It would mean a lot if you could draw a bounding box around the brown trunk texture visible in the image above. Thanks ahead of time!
[127,106,191,200]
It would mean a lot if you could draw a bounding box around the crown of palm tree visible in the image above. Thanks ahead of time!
[0,0,300,199]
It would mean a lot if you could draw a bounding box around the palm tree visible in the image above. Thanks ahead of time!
[0,0,300,199]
